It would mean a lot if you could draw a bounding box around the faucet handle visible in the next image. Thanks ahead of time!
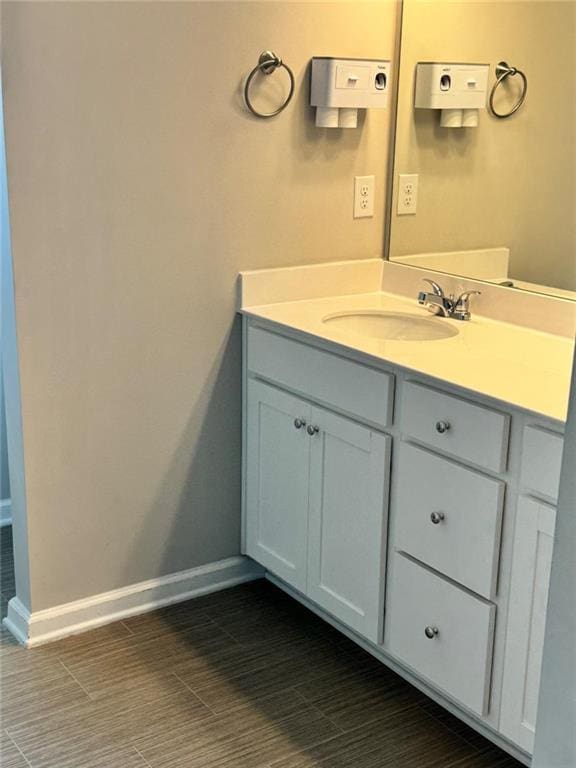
[453,290,481,321]
[423,278,445,297]
[455,290,482,307]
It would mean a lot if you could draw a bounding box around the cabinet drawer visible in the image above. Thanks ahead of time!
[400,381,509,472]
[393,444,504,598]
[386,554,495,716]
[520,425,564,504]
[247,326,394,428]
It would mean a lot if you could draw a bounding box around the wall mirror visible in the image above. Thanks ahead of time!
[387,0,576,301]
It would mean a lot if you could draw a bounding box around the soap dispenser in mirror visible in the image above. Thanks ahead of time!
[414,62,489,128]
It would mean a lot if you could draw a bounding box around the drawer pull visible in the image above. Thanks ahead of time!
[294,418,306,430]
[430,511,446,525]
[424,625,440,639]
[435,420,451,434]
[307,424,320,436]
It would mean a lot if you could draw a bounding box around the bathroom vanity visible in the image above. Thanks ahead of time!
[239,262,574,765]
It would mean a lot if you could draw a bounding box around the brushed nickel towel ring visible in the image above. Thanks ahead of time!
[244,51,295,119]
[488,61,527,119]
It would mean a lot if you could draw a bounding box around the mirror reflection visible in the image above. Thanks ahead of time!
[388,0,576,300]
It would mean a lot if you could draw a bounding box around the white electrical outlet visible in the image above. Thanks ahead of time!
[397,173,418,215]
[354,175,375,218]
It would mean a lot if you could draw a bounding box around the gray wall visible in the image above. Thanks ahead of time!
[1,1,399,611]
[2,65,12,504]
[1,73,31,609]
[0,361,10,501]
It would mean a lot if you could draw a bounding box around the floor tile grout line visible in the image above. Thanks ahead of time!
[50,618,224,671]
[120,620,136,636]
[120,611,218,636]
[341,700,434,736]
[136,698,347,768]
[133,745,155,768]
[58,658,96,701]
[188,680,314,720]
[170,671,218,716]
[3,729,34,768]
[185,650,388,717]
[412,707,501,763]
[416,703,492,755]
[198,684,324,727]
[297,686,425,739]
[266,728,349,768]
[291,688,345,734]
[441,750,514,768]
[206,617,245,646]
[143,681,345,760]
[184,652,292,703]
[294,672,422,718]
[189,660,316,712]
[107,615,221,645]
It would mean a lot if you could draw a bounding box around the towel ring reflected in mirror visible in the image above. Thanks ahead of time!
[488,61,528,119]
[244,51,295,119]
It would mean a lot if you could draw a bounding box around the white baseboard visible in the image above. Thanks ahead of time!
[3,555,264,648]
[0,499,12,527]
[3,597,28,645]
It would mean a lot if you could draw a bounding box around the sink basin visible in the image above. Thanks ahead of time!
[322,310,459,341]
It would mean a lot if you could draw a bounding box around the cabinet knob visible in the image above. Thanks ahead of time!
[424,626,439,639]
[294,418,306,430]
[430,511,446,525]
[435,420,451,434]
[307,425,320,436]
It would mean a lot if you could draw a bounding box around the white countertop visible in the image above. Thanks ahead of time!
[242,291,574,423]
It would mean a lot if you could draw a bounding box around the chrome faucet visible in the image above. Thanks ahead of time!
[418,279,481,321]
[418,279,452,317]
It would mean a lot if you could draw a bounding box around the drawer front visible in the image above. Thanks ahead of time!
[393,443,504,598]
[400,381,509,473]
[247,326,394,428]
[386,554,495,716]
[520,425,564,504]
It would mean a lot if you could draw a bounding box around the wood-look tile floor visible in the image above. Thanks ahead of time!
[0,530,522,768]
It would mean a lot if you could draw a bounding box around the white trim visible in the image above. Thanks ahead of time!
[3,596,28,644]
[0,499,12,527]
[3,555,263,647]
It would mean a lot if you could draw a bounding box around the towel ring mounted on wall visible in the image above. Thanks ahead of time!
[488,61,528,119]
[244,51,295,119]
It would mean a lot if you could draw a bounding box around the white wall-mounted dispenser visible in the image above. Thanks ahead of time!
[414,63,489,128]
[310,57,390,128]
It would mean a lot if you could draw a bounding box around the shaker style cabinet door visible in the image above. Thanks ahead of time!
[245,380,311,592]
[500,496,557,754]
[307,406,391,643]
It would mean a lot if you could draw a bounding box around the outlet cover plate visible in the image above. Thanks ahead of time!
[354,175,375,219]
[397,173,419,215]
